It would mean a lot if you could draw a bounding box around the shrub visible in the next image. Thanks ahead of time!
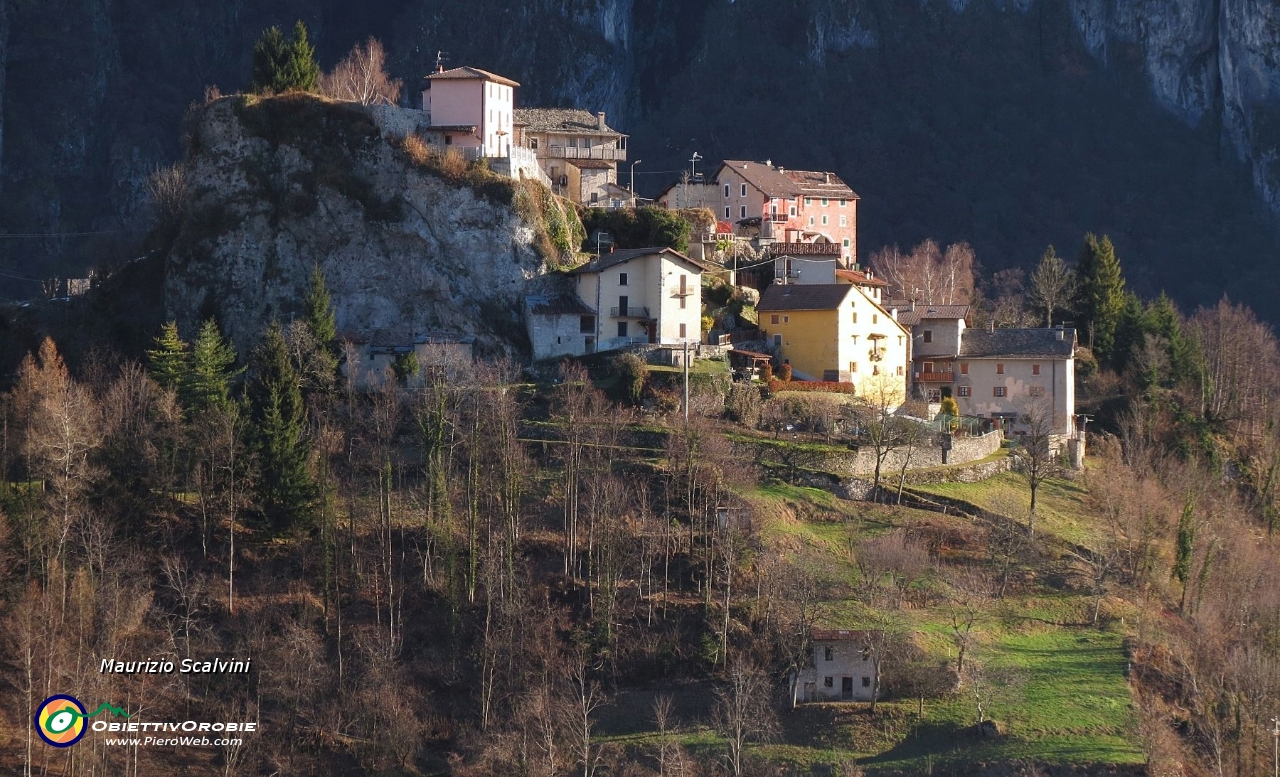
[761,361,774,384]
[612,352,649,404]
[778,363,793,382]
[768,379,857,394]
[940,396,960,417]
[701,315,714,332]
[725,384,763,427]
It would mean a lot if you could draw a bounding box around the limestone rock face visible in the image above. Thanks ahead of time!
[162,96,550,357]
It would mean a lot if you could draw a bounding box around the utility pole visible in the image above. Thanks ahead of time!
[1272,716,1278,777]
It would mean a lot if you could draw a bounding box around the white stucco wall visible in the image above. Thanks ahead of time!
[795,639,877,702]
[575,252,704,352]
[955,356,1074,435]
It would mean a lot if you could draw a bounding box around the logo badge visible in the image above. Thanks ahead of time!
[35,695,88,748]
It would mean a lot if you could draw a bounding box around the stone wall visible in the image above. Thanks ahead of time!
[748,428,1002,479]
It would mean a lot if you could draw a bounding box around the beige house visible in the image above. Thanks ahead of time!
[514,108,628,205]
[757,279,909,399]
[953,328,1077,436]
[569,248,710,353]
[791,629,880,705]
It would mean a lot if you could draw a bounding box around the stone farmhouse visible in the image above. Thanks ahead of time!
[791,629,880,705]
[513,108,630,206]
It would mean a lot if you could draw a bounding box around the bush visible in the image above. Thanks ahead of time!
[940,396,960,417]
[725,384,763,427]
[768,379,856,394]
[778,363,793,382]
[580,206,693,252]
[701,315,714,332]
[612,352,648,404]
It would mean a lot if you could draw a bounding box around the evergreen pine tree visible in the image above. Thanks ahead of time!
[251,26,290,94]
[303,264,340,383]
[188,319,239,411]
[147,322,191,393]
[285,21,321,93]
[1076,233,1125,360]
[247,322,315,531]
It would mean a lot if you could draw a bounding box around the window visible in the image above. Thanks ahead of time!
[724,184,730,198]
[445,135,453,145]
[873,365,880,375]
[862,677,871,688]
[923,330,933,343]
[530,137,538,150]
[1032,364,1041,375]
[740,205,747,219]
[774,334,782,347]
[993,386,1007,398]
[824,647,834,662]
[805,197,812,206]
[821,198,829,206]
[568,137,577,148]
[898,335,904,346]
[872,314,878,324]
[579,316,594,334]
[679,323,687,338]
[725,207,731,219]
[783,315,789,323]
[789,205,797,216]
[843,238,851,247]
[862,647,871,660]
[840,198,847,207]
[590,192,598,203]
[740,183,747,197]
[850,362,858,372]
[808,216,815,226]
[824,677,833,688]
[821,215,829,225]
[960,363,968,375]
[839,215,847,227]
[1028,385,1045,397]
[996,363,1004,374]
[897,365,904,376]
[618,322,628,337]
[770,314,779,325]
[851,312,857,324]
[958,386,971,397]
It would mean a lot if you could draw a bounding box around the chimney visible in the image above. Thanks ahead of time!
[891,309,898,321]
[909,300,916,312]
[824,172,831,184]
[1056,329,1064,341]
[989,321,995,333]
[766,159,772,167]
[597,111,606,131]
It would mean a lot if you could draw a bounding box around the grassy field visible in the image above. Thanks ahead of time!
[600,475,1144,773]
[914,471,1095,545]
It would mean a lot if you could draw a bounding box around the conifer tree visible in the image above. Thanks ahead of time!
[147,322,191,393]
[1075,233,1125,360]
[188,319,239,411]
[303,264,340,383]
[247,322,315,531]
[250,21,319,94]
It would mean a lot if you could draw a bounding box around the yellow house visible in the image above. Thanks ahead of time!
[757,282,909,399]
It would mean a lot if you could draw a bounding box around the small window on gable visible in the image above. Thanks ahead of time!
[851,312,857,324]
[923,330,933,343]
[724,184,730,198]
[872,314,878,324]
[1032,364,1041,375]
[619,272,628,286]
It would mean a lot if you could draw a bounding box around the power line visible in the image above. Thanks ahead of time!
[0,229,137,238]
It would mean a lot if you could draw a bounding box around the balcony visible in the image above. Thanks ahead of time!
[610,306,651,318]
[670,287,694,298]
[768,212,789,223]
[545,145,626,162]
[916,371,954,382]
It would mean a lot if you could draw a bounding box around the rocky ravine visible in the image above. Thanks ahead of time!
[163,95,563,357]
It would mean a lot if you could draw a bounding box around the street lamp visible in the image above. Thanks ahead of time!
[690,151,702,180]
[630,159,642,201]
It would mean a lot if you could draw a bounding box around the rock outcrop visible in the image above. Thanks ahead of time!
[163,94,576,357]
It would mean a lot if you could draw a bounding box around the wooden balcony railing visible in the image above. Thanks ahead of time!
[609,306,651,318]
[545,145,626,162]
[916,371,954,382]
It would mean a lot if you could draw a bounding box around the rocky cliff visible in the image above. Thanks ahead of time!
[3,0,1280,315]
[162,94,577,356]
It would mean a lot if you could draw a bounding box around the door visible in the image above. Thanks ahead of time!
[841,677,853,700]
[647,322,657,343]
[618,295,629,317]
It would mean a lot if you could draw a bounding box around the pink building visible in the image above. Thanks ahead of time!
[421,66,518,158]
[659,160,860,266]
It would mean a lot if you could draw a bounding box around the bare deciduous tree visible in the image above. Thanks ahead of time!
[869,239,974,305]
[712,660,779,776]
[321,37,402,106]
[1027,246,1077,328]
[1013,395,1059,537]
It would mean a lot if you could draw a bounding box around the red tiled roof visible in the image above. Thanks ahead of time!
[836,269,888,286]
[426,66,520,87]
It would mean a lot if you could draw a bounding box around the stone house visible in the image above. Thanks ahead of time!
[513,108,628,205]
[525,247,712,360]
[881,302,971,403]
[791,629,880,705]
[343,332,474,389]
[756,281,909,398]
[954,327,1077,436]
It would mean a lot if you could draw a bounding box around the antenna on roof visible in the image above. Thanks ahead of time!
[689,151,702,181]
[434,51,450,73]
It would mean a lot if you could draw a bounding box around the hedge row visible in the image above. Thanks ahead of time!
[768,380,858,395]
